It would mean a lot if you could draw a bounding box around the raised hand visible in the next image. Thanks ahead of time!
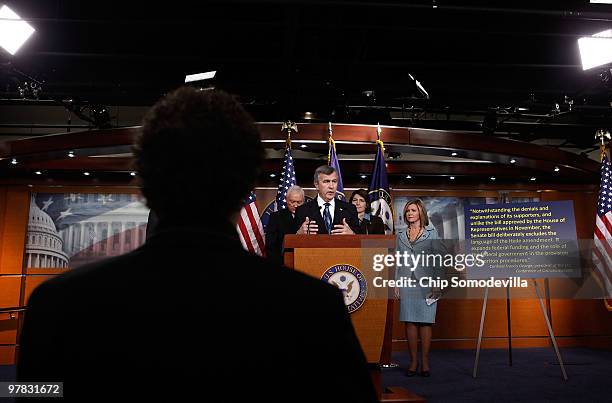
[297,217,319,234]
[331,218,354,235]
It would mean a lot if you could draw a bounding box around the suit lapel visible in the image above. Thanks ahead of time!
[333,201,344,226]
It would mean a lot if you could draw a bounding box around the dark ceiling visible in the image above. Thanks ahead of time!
[1,0,611,145]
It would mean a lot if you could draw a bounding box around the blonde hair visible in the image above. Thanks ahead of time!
[403,198,429,228]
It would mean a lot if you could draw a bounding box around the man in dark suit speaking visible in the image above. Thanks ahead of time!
[17,88,377,402]
[265,185,304,264]
[296,165,359,235]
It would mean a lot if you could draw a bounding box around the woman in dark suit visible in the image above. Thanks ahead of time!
[348,189,385,234]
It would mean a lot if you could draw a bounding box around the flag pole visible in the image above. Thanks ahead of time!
[328,122,334,165]
[281,120,298,146]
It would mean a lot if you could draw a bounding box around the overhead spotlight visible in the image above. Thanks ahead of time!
[554,166,560,172]
[10,158,17,165]
[578,29,612,70]
[530,177,536,181]
[185,71,216,83]
[451,152,458,157]
[35,171,42,175]
[490,176,496,181]
[269,173,276,178]
[408,73,430,99]
[130,172,137,176]
[510,158,517,164]
[0,5,36,55]
[405,175,412,179]
[360,174,367,179]
[68,151,75,158]
[450,176,455,180]
[303,112,315,120]
[83,172,90,176]
[300,144,308,149]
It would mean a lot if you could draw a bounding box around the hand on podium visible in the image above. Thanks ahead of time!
[331,218,354,235]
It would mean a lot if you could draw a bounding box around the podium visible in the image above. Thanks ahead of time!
[284,234,425,403]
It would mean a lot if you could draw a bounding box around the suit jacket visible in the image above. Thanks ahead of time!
[357,215,386,235]
[17,221,377,402]
[295,198,360,235]
[265,209,299,265]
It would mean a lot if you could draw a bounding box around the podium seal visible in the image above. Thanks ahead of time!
[321,264,367,314]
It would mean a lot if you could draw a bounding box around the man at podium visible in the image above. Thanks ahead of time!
[296,165,359,235]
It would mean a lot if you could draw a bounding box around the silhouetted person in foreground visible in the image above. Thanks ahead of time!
[18,87,378,402]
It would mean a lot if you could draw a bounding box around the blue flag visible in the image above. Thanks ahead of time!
[276,141,297,211]
[368,142,394,234]
[328,138,345,200]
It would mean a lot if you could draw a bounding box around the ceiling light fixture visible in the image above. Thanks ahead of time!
[0,5,35,55]
[490,176,496,181]
[35,171,42,175]
[450,176,455,180]
[406,175,412,179]
[185,71,216,83]
[578,29,612,70]
[554,166,560,172]
[10,158,17,165]
[530,177,536,181]
[510,158,516,164]
[83,172,90,176]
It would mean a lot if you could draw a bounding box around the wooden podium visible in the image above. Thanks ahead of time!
[284,234,425,403]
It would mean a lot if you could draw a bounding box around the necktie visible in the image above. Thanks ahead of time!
[323,203,332,234]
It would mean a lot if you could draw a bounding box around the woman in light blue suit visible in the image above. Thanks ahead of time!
[395,199,444,377]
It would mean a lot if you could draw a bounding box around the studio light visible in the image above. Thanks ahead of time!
[130,172,136,176]
[35,171,42,175]
[554,166,560,172]
[0,5,35,55]
[300,144,308,149]
[510,158,516,164]
[450,176,455,180]
[185,71,216,83]
[360,174,367,179]
[10,158,17,165]
[406,175,412,179]
[578,29,612,70]
[83,172,90,176]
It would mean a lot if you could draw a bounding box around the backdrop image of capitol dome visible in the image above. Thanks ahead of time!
[25,192,150,270]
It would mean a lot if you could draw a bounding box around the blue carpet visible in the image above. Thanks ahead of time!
[0,366,15,403]
[1,348,610,402]
[382,347,612,402]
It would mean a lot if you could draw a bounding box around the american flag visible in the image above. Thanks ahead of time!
[237,191,266,256]
[27,192,150,269]
[592,153,612,305]
[328,137,346,200]
[276,142,297,211]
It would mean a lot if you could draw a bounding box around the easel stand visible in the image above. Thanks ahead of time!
[472,279,568,381]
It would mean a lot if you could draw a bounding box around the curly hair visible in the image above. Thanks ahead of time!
[133,87,264,220]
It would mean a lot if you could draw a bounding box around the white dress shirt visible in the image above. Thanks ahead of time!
[316,194,335,223]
